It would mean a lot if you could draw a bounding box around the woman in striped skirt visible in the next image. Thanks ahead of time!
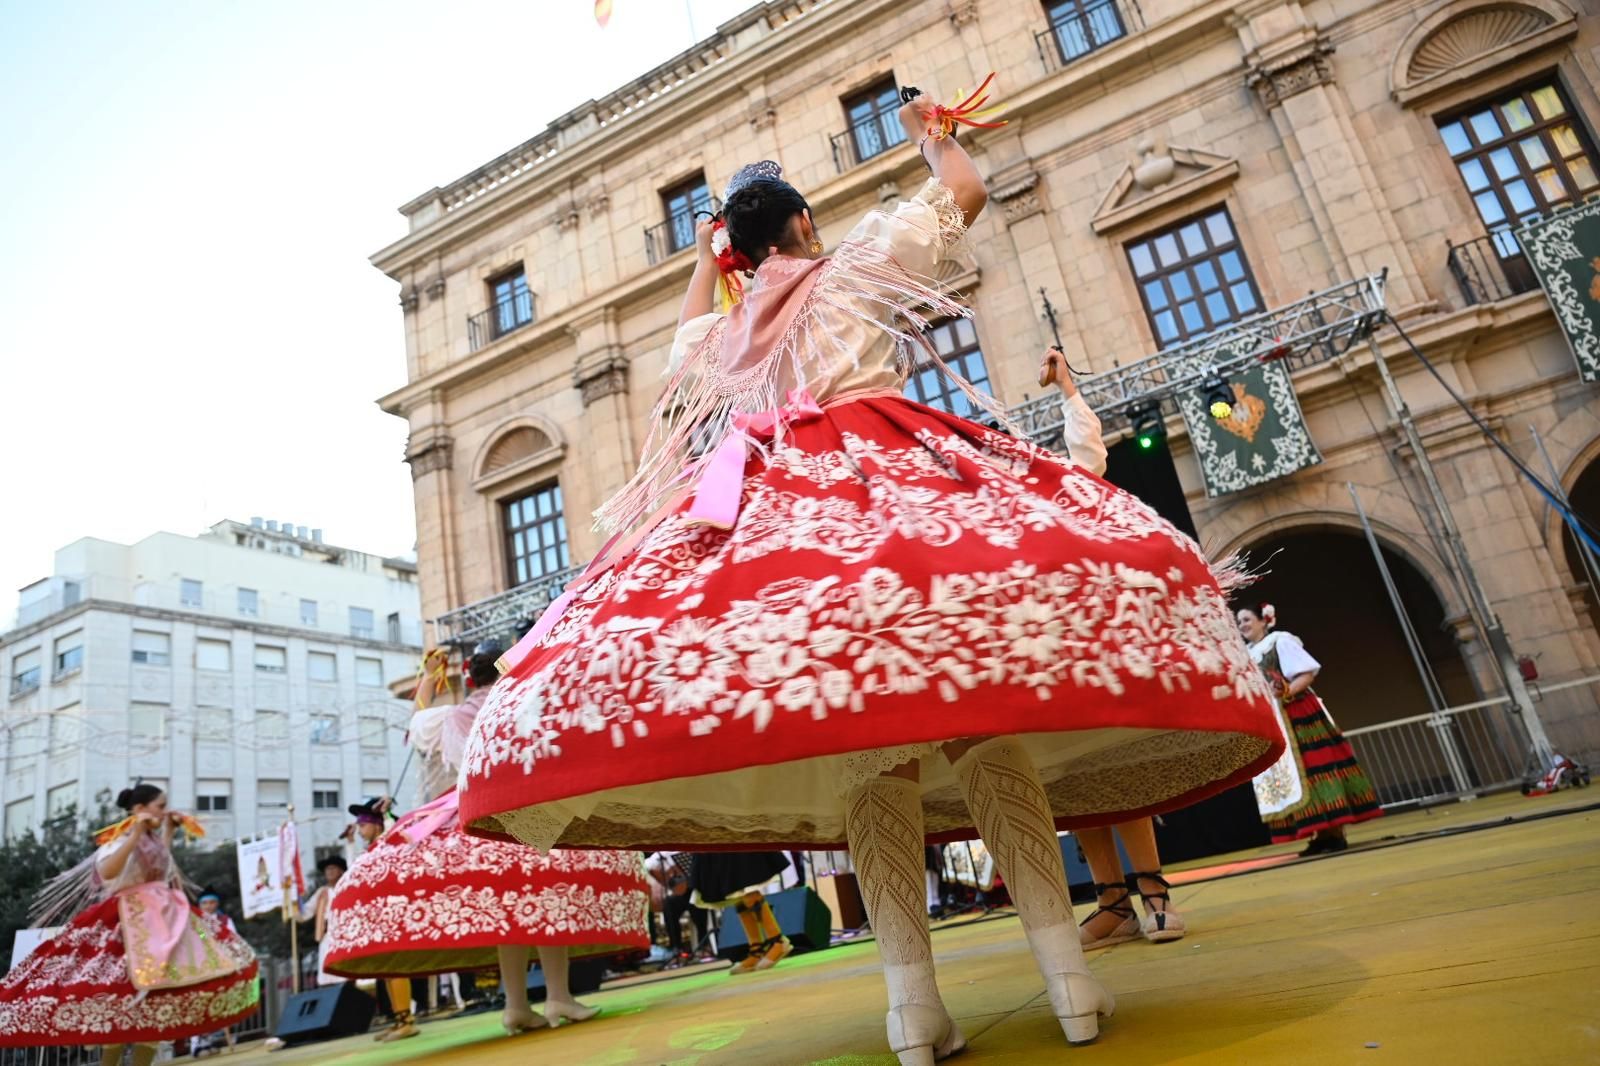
[1238,605,1381,855]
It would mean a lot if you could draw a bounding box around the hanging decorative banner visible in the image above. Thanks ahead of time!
[1177,358,1321,497]
[1517,198,1600,383]
[237,835,284,919]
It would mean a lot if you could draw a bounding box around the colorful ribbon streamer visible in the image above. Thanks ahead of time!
[94,813,206,846]
[925,72,1008,140]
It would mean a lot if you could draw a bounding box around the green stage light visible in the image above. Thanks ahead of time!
[1129,403,1164,451]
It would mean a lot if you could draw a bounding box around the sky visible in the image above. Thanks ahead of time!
[0,0,757,623]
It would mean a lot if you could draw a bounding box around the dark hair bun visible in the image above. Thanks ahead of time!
[723,178,810,264]
[116,783,164,811]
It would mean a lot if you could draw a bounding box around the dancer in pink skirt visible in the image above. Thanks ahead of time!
[323,644,651,1037]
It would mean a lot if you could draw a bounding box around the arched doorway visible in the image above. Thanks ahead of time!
[1560,453,1600,641]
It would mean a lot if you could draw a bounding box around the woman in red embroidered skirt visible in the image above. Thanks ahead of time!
[1239,604,1381,854]
[460,86,1281,1063]
[0,784,259,1063]
[322,644,651,1037]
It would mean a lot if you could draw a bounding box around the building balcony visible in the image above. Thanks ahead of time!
[1446,232,1540,307]
[830,120,908,174]
[1034,0,1143,74]
[467,290,537,352]
[645,199,722,267]
[432,564,585,649]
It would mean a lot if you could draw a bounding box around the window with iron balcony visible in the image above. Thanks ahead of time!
[1036,0,1137,73]
[467,266,536,351]
[832,78,907,173]
[647,174,718,266]
[1440,80,1599,306]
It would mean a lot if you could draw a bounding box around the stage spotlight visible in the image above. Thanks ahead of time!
[1129,403,1165,451]
[1203,376,1234,420]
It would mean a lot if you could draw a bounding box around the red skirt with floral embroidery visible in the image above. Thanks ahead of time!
[459,394,1284,851]
[322,818,651,978]
[0,896,259,1047]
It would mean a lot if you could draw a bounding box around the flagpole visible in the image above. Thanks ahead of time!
[284,805,301,995]
[685,0,697,43]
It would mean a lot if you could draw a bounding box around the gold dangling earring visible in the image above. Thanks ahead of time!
[809,237,823,255]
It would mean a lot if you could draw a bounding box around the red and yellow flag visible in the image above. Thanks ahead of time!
[595,0,613,27]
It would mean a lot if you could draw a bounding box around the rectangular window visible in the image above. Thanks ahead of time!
[310,714,340,745]
[312,783,341,811]
[129,703,166,742]
[180,578,203,608]
[45,782,76,821]
[255,711,289,744]
[307,651,337,683]
[10,649,41,696]
[53,633,83,678]
[488,266,535,339]
[903,318,994,420]
[237,588,259,617]
[131,631,171,666]
[359,716,387,750]
[257,779,290,812]
[355,657,384,688]
[349,607,375,640]
[843,78,908,164]
[300,598,319,627]
[1044,0,1127,65]
[1126,207,1263,348]
[360,779,388,801]
[253,645,287,674]
[1438,81,1600,262]
[49,706,81,748]
[503,482,572,587]
[662,174,714,255]
[198,707,232,741]
[196,639,231,672]
[3,797,34,841]
[386,612,402,644]
[196,781,232,813]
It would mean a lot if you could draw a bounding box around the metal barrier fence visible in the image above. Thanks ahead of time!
[1344,675,1600,808]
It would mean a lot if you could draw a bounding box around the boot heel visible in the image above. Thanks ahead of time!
[886,1004,966,1064]
[895,1047,937,1066]
[1060,1012,1100,1045]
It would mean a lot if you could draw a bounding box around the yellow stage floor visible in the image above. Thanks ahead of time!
[230,792,1599,1065]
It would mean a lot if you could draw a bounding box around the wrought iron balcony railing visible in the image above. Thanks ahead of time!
[1446,232,1540,307]
[645,197,723,267]
[1008,274,1388,448]
[830,116,909,173]
[432,564,585,649]
[1034,0,1142,74]
[467,290,537,352]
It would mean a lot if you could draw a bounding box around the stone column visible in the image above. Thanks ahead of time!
[403,402,459,623]
[1235,0,1423,308]
[570,307,634,561]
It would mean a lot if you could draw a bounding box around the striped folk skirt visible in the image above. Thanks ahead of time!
[1264,692,1382,842]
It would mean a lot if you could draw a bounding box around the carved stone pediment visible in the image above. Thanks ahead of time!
[1092,145,1239,235]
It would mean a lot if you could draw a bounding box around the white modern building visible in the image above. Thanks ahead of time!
[0,519,423,853]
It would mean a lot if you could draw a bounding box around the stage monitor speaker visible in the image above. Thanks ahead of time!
[273,982,376,1044]
[524,956,606,999]
[717,885,833,960]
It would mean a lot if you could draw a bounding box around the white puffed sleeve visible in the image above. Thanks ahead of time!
[1059,392,1107,477]
[666,313,721,380]
[1275,632,1322,678]
[841,178,967,279]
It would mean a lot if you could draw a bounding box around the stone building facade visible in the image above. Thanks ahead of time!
[373,0,1600,781]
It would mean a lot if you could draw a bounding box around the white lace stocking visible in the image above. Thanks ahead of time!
[845,776,942,1010]
[953,737,1091,987]
[537,945,574,1005]
[498,944,531,1016]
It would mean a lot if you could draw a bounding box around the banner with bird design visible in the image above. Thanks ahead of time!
[1517,197,1600,383]
[1177,355,1321,497]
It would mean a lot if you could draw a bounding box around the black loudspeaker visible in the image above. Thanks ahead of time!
[273,983,376,1044]
[717,885,833,959]
[524,956,606,1000]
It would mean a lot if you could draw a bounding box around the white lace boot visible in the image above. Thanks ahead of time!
[953,737,1114,1046]
[845,776,967,1066]
[497,944,548,1034]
